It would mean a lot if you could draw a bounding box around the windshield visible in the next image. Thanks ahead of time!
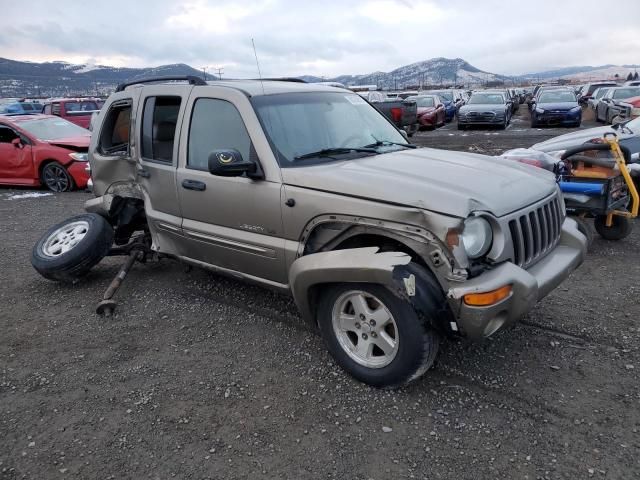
[409,96,435,107]
[432,91,452,101]
[468,93,504,105]
[252,92,407,166]
[594,88,609,99]
[19,117,90,140]
[538,91,576,103]
[613,88,640,99]
[64,101,99,114]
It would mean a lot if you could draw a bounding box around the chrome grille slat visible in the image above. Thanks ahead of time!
[508,195,563,268]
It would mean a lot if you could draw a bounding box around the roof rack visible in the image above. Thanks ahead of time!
[115,75,207,92]
[252,77,306,83]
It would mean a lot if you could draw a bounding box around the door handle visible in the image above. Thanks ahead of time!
[181,179,206,191]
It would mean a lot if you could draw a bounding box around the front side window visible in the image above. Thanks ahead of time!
[187,98,251,170]
[141,96,181,163]
[98,102,131,156]
[0,125,19,143]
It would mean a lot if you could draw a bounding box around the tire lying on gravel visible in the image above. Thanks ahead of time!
[31,213,114,283]
[317,279,440,389]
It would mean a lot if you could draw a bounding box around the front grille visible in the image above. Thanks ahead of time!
[508,195,563,268]
[466,111,497,122]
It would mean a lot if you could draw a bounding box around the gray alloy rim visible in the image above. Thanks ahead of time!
[331,290,399,369]
[42,221,89,257]
[43,164,70,192]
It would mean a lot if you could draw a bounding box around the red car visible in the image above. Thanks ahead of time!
[42,98,101,129]
[407,95,445,129]
[0,114,91,192]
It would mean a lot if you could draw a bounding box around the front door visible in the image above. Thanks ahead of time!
[0,124,33,184]
[175,92,286,284]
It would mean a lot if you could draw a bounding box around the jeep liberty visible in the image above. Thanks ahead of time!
[32,76,587,388]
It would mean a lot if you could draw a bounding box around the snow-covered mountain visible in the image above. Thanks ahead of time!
[0,57,211,97]
[521,64,640,82]
[301,57,504,88]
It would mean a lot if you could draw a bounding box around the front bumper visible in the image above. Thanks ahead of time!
[533,111,581,125]
[67,161,90,189]
[458,114,505,125]
[447,217,586,339]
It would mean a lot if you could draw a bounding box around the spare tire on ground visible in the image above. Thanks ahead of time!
[31,213,114,283]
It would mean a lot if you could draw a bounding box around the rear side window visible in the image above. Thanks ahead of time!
[141,96,181,163]
[187,98,251,170]
[52,103,61,115]
[98,102,132,156]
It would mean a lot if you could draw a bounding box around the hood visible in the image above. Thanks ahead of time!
[281,148,557,218]
[531,125,618,152]
[417,106,435,115]
[46,135,91,150]
[460,104,505,113]
[537,102,579,110]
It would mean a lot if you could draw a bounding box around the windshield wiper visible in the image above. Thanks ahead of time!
[294,147,377,161]
[363,140,417,149]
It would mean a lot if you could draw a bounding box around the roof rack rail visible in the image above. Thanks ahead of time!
[252,77,306,83]
[115,75,207,92]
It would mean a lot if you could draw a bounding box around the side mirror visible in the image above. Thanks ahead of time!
[399,129,408,140]
[207,149,259,178]
[11,138,22,148]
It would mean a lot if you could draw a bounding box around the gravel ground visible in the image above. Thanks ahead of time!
[1,106,639,479]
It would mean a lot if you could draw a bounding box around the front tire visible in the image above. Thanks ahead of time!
[317,282,440,388]
[41,162,74,192]
[32,213,114,282]
[594,214,632,241]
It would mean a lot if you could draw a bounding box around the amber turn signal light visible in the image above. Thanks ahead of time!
[463,285,512,306]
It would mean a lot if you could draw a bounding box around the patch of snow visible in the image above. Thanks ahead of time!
[6,192,54,200]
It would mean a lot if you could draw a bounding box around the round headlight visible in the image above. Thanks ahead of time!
[461,217,493,259]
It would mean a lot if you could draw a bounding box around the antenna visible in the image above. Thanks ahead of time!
[251,38,266,96]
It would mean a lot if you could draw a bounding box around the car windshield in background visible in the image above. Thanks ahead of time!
[613,88,640,99]
[538,91,576,103]
[409,96,435,107]
[19,117,89,140]
[252,92,407,166]
[64,101,99,113]
[433,92,452,101]
[468,93,504,105]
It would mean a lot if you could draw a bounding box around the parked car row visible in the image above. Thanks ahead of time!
[0,97,104,128]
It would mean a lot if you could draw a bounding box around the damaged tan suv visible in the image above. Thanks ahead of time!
[32,76,587,387]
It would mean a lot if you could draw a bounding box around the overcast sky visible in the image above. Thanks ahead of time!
[1,0,638,78]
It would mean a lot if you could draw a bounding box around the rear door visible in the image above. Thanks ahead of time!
[0,123,33,184]
[134,86,193,254]
[175,87,287,284]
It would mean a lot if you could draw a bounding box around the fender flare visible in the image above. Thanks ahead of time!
[289,247,410,324]
[289,247,456,335]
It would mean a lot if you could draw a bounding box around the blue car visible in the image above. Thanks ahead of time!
[0,102,43,115]
[531,89,581,128]
[425,90,461,123]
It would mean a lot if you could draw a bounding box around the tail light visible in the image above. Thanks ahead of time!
[390,107,402,123]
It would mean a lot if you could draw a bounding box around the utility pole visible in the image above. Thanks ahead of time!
[201,66,208,81]
[213,66,224,80]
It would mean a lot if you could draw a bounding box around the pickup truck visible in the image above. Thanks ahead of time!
[358,91,418,137]
[31,76,586,388]
[43,98,101,129]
